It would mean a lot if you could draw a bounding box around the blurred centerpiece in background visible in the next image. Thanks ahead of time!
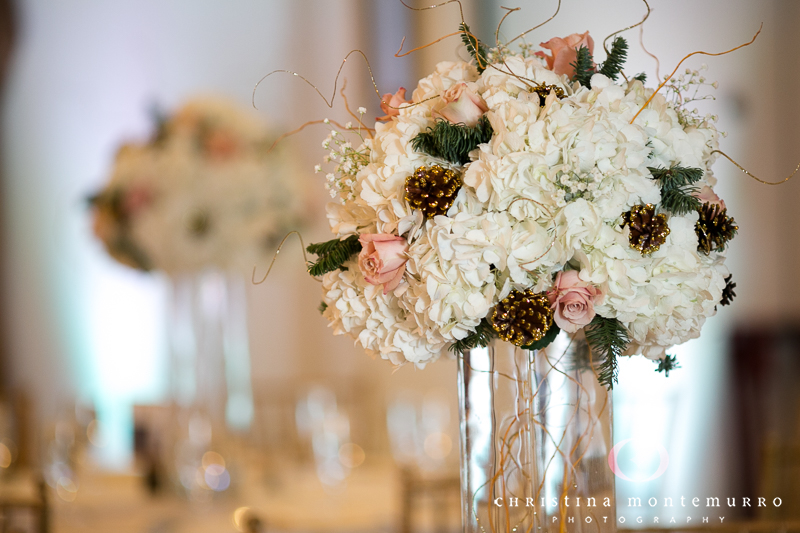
[88,97,306,498]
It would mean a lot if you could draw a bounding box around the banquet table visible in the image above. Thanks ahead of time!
[48,460,400,533]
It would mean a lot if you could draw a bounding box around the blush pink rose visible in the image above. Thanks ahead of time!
[535,32,594,77]
[435,82,488,127]
[377,87,410,121]
[693,185,725,210]
[546,270,601,333]
[357,234,408,294]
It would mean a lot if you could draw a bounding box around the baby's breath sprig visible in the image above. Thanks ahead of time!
[316,116,371,203]
[663,64,720,128]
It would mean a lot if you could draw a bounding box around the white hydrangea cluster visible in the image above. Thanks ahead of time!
[319,52,728,366]
[92,97,304,274]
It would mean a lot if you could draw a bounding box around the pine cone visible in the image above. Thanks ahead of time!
[490,289,553,347]
[720,274,736,307]
[695,203,738,254]
[622,204,670,254]
[530,84,565,105]
[405,165,462,218]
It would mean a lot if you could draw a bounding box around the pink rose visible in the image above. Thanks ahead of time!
[377,87,410,121]
[546,270,601,333]
[693,186,725,210]
[435,82,488,127]
[535,32,594,77]
[357,234,408,294]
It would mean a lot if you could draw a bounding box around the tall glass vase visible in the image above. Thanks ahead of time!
[164,271,255,497]
[531,330,616,531]
[458,340,537,533]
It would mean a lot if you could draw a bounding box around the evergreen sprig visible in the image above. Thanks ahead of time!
[318,302,328,314]
[633,72,647,83]
[655,354,680,377]
[307,235,362,277]
[571,46,595,88]
[411,116,493,165]
[459,22,488,74]
[649,165,704,215]
[598,37,628,81]
[584,316,630,390]
[450,318,496,354]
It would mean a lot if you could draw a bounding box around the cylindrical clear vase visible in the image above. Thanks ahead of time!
[531,330,616,531]
[458,340,536,533]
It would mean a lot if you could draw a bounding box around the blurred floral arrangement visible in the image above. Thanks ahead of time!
[90,97,303,274]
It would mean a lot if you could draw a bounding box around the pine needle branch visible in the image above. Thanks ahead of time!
[307,235,361,277]
[459,22,488,74]
[450,318,496,354]
[649,165,704,215]
[598,37,628,81]
[633,72,647,83]
[411,116,493,165]
[655,354,680,377]
[571,46,595,88]
[585,316,630,390]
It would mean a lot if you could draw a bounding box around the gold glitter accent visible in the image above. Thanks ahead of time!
[695,203,738,254]
[490,289,553,347]
[404,165,462,218]
[622,204,670,254]
[530,84,565,105]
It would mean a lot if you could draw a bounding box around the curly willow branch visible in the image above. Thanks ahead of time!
[712,150,800,186]
[602,0,651,55]
[639,20,660,82]
[252,231,318,285]
[506,0,561,45]
[630,23,762,125]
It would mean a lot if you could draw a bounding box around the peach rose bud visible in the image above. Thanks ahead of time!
[357,234,409,294]
[535,31,594,78]
[435,82,488,127]
[693,185,726,210]
[546,270,601,333]
[377,87,410,122]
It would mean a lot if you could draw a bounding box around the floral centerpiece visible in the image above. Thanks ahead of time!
[90,97,303,274]
[310,26,737,387]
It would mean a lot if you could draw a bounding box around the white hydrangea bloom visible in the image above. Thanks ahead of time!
[317,51,728,366]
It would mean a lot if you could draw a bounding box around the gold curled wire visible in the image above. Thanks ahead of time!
[630,23,762,125]
[712,150,800,186]
[506,0,562,45]
[264,118,349,155]
[495,7,521,48]
[253,48,430,114]
[252,230,319,285]
[399,0,465,25]
[602,0,651,55]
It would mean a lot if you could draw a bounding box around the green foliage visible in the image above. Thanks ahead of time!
[522,323,561,351]
[584,316,630,390]
[598,37,628,81]
[459,22,488,74]
[411,116,493,165]
[307,235,362,277]
[633,72,647,83]
[450,318,496,354]
[655,354,680,377]
[649,165,704,215]
[318,301,328,314]
[571,46,595,88]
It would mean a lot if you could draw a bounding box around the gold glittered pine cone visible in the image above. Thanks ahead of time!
[622,204,670,254]
[695,203,738,254]
[530,84,565,105]
[490,289,553,347]
[404,165,462,219]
